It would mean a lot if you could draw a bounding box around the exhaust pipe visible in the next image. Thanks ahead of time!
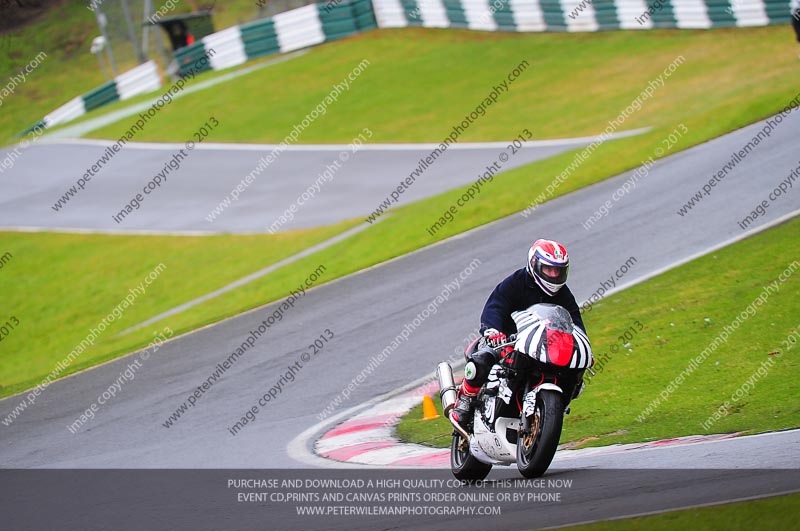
[437,362,470,441]
[436,362,458,415]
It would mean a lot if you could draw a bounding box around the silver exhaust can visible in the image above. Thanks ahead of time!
[436,362,458,415]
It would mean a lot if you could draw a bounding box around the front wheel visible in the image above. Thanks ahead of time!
[517,390,564,478]
[450,433,492,481]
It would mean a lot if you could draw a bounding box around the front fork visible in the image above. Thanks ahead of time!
[519,381,564,438]
[519,382,533,436]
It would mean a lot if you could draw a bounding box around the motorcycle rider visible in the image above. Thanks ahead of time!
[451,239,587,430]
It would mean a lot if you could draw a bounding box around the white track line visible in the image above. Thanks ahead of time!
[116,222,371,336]
[37,127,652,151]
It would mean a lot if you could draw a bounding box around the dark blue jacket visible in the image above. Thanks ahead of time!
[480,268,586,335]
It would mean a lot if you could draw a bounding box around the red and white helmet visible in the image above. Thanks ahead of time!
[526,239,569,296]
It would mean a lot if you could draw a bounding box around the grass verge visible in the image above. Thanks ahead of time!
[396,218,800,448]
[84,26,800,144]
[0,220,356,398]
[551,492,800,531]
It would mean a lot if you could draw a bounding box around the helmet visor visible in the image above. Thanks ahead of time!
[533,260,569,285]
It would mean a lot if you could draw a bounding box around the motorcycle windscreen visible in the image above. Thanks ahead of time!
[512,304,593,369]
[511,304,573,336]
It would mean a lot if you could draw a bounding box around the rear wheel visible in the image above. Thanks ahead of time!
[517,390,564,478]
[450,432,492,481]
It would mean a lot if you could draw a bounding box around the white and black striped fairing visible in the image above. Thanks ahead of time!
[511,304,593,369]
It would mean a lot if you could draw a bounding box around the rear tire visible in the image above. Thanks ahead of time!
[450,432,492,481]
[517,390,564,478]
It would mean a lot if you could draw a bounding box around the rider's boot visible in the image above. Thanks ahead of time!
[450,381,479,432]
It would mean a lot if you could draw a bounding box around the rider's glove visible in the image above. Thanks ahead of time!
[483,328,506,347]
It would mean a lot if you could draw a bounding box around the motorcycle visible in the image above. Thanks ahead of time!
[437,303,593,480]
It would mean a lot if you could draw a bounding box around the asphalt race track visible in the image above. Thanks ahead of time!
[3,467,798,531]
[0,130,644,233]
[2,110,799,529]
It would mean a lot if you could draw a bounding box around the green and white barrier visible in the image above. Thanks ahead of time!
[175,0,377,76]
[21,1,374,134]
[371,0,793,31]
[21,60,161,136]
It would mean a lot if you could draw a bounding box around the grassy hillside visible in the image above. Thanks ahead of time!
[84,26,800,144]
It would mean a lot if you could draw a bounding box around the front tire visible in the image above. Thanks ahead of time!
[517,390,564,478]
[450,432,492,481]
